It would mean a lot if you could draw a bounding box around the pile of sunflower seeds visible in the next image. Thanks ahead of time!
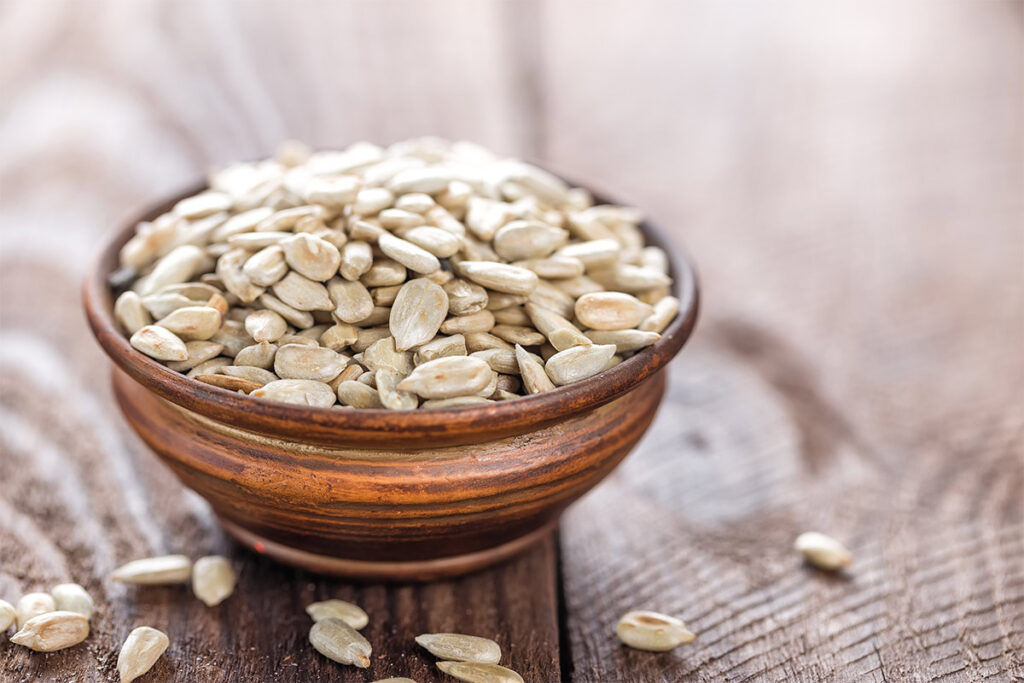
[112,138,679,409]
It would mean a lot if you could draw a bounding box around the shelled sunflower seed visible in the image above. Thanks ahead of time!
[615,610,696,652]
[113,138,679,409]
[118,626,170,683]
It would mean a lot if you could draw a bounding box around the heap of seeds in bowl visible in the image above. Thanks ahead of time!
[112,138,679,410]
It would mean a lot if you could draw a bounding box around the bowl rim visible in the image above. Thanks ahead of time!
[83,173,699,440]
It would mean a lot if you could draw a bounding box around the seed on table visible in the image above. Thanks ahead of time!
[336,380,384,408]
[309,617,372,668]
[15,593,56,629]
[130,325,189,361]
[242,244,289,287]
[415,633,501,664]
[114,291,152,334]
[523,303,591,352]
[435,661,524,683]
[155,306,223,341]
[440,310,495,336]
[795,532,853,570]
[390,279,449,351]
[544,344,617,385]
[10,611,89,652]
[50,584,94,620]
[111,555,192,585]
[0,599,14,631]
[615,610,695,651]
[252,379,337,407]
[397,356,492,399]
[340,240,374,281]
[443,279,489,316]
[118,626,170,683]
[490,324,546,347]
[328,278,375,323]
[414,334,467,365]
[192,555,236,607]
[272,272,334,311]
[283,233,342,281]
[584,329,661,353]
[274,344,347,382]
[458,261,538,296]
[376,369,419,410]
[492,220,568,261]
[306,599,369,629]
[639,295,680,333]
[574,292,653,331]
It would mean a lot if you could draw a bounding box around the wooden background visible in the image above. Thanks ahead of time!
[1,1,1022,681]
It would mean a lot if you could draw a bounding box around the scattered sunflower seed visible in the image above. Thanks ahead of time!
[795,532,853,570]
[50,584,94,620]
[415,633,501,663]
[309,617,372,668]
[15,593,55,629]
[435,661,524,683]
[0,599,15,631]
[111,555,193,585]
[305,599,369,629]
[192,555,236,607]
[615,610,696,651]
[118,626,169,683]
[10,611,89,652]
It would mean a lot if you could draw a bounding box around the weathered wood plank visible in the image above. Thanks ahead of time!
[543,1,1024,680]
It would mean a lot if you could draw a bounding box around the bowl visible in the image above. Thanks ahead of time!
[83,181,699,581]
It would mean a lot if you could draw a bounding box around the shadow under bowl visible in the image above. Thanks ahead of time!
[83,182,699,580]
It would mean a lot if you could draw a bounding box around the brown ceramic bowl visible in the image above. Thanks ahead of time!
[83,181,699,581]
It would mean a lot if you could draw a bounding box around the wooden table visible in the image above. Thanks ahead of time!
[1,2,1021,680]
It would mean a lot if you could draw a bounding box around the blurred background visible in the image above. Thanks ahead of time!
[1,1,1021,681]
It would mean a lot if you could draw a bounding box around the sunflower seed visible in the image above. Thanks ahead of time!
[639,295,679,333]
[216,248,265,303]
[484,292,528,311]
[174,191,233,219]
[513,256,584,280]
[464,332,513,353]
[352,326,392,352]
[491,307,531,326]
[130,325,189,361]
[492,220,568,261]
[435,662,524,683]
[252,379,336,407]
[470,349,520,375]
[376,234,438,275]
[283,233,342,281]
[575,292,653,331]
[328,278,374,323]
[309,618,372,668]
[397,356,491,399]
[544,344,617,385]
[155,306,222,341]
[209,319,256,357]
[376,369,419,410]
[219,365,278,386]
[50,584,94,620]
[118,626,170,683]
[553,238,620,269]
[414,334,467,364]
[362,258,408,287]
[257,205,325,232]
[465,197,514,240]
[10,611,89,652]
[584,329,660,353]
[443,279,489,316]
[592,263,671,293]
[795,532,853,570]
[415,633,501,664]
[523,303,590,351]
[306,600,369,629]
[187,357,232,377]
[192,555,235,607]
[401,225,461,258]
[195,373,263,393]
[390,279,449,351]
[137,245,206,296]
[615,610,695,651]
[111,555,192,584]
[245,310,288,343]
[551,274,605,298]
[0,599,15,631]
[212,206,274,241]
[340,241,374,281]
[458,262,538,296]
[515,344,555,394]
[302,175,360,206]
[15,593,55,629]
[274,344,347,382]
[272,272,333,311]
[336,380,383,408]
[114,291,152,334]
[528,280,576,319]
[242,245,289,287]
[362,337,413,375]
[490,324,546,347]
[259,293,315,329]
[440,310,495,336]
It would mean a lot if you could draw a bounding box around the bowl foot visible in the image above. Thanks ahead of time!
[218,517,558,581]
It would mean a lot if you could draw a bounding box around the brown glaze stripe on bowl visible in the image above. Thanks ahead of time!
[84,186,699,449]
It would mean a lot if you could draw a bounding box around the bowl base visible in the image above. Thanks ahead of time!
[218,517,558,581]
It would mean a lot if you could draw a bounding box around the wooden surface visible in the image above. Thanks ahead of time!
[1,1,1021,681]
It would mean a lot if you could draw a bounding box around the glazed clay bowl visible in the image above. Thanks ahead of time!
[83,183,699,581]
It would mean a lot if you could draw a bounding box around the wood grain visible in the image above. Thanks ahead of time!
[1,0,1021,681]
